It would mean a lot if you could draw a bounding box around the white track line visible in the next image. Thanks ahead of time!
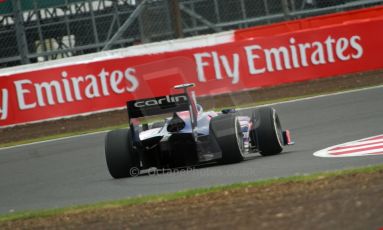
[329,140,383,151]
[329,143,383,153]
[0,130,110,151]
[314,133,383,158]
[332,148,383,156]
[244,84,383,108]
[1,84,382,151]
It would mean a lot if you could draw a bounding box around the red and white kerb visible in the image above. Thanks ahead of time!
[314,135,383,158]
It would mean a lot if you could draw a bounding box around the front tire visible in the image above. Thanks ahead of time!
[105,129,139,178]
[210,114,244,164]
[251,107,283,156]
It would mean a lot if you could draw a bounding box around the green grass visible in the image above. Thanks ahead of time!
[1,164,382,223]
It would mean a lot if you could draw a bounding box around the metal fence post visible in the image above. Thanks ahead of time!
[281,0,291,20]
[88,0,100,47]
[168,0,184,38]
[102,0,148,51]
[12,0,30,64]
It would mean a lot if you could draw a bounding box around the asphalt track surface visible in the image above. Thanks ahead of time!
[1,86,383,214]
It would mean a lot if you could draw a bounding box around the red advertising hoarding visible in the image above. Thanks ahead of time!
[1,14,383,127]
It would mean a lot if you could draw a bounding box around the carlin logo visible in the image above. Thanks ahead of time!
[0,88,8,120]
[134,95,187,108]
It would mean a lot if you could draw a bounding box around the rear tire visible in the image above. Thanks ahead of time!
[251,107,283,156]
[105,129,139,178]
[210,114,244,164]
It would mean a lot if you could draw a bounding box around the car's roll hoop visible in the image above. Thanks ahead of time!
[174,83,195,90]
[174,83,198,140]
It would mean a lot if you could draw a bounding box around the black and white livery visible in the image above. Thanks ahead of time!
[105,83,294,178]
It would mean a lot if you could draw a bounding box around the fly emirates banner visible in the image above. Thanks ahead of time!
[0,17,382,127]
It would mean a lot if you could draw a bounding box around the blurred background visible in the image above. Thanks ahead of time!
[0,0,382,68]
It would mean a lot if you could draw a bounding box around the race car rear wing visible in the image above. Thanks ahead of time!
[127,83,198,143]
[127,93,190,119]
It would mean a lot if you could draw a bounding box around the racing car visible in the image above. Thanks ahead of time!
[105,83,293,178]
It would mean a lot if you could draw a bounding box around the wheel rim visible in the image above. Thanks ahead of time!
[235,118,245,155]
[272,110,283,147]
